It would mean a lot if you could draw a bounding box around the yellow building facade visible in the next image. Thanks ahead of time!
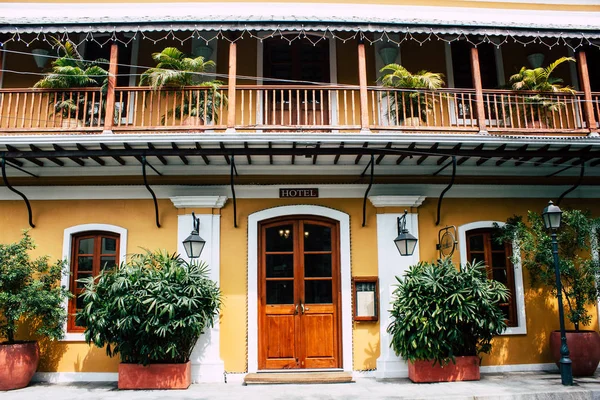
[0,0,599,383]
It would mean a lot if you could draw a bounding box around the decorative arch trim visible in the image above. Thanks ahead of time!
[247,205,352,373]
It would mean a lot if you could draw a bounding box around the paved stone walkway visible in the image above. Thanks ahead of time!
[3,371,600,399]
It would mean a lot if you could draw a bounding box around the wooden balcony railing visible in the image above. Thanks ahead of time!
[0,85,593,135]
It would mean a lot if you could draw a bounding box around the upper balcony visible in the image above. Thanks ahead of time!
[1,5,599,138]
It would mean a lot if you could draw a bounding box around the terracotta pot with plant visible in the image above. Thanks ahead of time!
[379,63,444,126]
[77,249,222,389]
[388,258,509,383]
[139,47,226,126]
[0,231,71,390]
[496,210,600,376]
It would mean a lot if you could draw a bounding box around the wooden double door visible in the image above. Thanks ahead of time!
[258,217,341,370]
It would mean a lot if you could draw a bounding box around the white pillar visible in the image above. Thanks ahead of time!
[171,196,227,383]
[368,196,425,380]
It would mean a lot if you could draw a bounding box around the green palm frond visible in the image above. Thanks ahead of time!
[140,47,215,89]
[509,56,575,93]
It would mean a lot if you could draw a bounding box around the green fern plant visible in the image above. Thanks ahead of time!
[77,249,222,365]
[388,258,509,366]
[379,64,444,123]
[34,38,109,121]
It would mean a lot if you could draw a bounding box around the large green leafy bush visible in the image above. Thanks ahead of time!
[0,231,70,343]
[388,258,509,365]
[495,210,600,330]
[77,249,221,365]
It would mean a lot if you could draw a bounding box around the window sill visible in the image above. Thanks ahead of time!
[60,332,86,342]
[500,326,527,335]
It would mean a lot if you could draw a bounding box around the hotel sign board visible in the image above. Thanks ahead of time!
[279,188,319,198]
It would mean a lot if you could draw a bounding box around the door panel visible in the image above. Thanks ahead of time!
[258,217,340,370]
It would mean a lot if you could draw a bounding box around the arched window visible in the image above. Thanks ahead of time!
[466,228,517,327]
[68,231,121,332]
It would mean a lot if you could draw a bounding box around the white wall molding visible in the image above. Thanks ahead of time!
[375,212,420,379]
[458,221,527,335]
[368,195,426,208]
[177,212,224,383]
[61,223,128,342]
[247,205,352,373]
[170,195,228,209]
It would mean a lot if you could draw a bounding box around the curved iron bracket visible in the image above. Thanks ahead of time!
[142,156,161,228]
[557,160,585,207]
[362,154,375,227]
[435,156,457,226]
[1,156,35,228]
[231,154,237,228]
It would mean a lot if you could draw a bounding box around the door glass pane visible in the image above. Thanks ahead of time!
[78,238,94,254]
[490,234,505,251]
[468,235,484,251]
[304,254,332,277]
[266,281,294,304]
[100,256,117,271]
[266,225,293,252]
[102,237,117,254]
[468,252,484,264]
[491,252,506,269]
[266,254,294,278]
[492,268,508,285]
[304,224,331,251]
[76,272,92,288]
[305,280,332,304]
[78,256,93,272]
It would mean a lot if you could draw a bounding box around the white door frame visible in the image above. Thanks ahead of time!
[247,205,352,372]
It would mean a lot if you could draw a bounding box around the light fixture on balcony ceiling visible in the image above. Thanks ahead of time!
[279,229,291,239]
[31,49,50,69]
[527,53,545,69]
[378,45,399,65]
[192,44,213,60]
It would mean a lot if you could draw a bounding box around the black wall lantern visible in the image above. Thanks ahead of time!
[394,210,418,256]
[182,212,206,259]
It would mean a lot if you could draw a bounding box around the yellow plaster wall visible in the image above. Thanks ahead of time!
[219,198,380,372]
[417,197,600,366]
[0,199,178,372]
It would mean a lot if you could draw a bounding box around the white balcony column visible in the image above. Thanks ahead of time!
[171,195,228,383]
[368,196,425,379]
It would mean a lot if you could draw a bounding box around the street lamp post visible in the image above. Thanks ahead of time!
[542,200,573,386]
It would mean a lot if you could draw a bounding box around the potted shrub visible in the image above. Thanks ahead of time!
[33,38,109,127]
[0,231,71,390]
[496,210,600,376]
[388,258,509,383]
[139,47,226,125]
[379,63,444,126]
[77,249,222,390]
[508,56,575,128]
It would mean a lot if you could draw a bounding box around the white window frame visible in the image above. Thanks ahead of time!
[458,221,527,335]
[60,223,128,341]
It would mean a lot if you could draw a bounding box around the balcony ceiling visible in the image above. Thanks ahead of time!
[1,134,599,184]
[0,2,599,37]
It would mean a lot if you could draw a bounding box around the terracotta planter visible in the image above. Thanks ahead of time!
[550,330,600,376]
[118,361,191,389]
[0,341,40,390]
[408,356,480,383]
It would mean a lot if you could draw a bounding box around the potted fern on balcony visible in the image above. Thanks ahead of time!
[77,249,222,389]
[140,47,226,126]
[33,38,109,127]
[379,64,444,126]
[388,258,509,383]
[508,56,575,128]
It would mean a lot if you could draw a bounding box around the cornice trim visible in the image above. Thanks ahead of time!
[368,195,426,208]
[170,196,228,209]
